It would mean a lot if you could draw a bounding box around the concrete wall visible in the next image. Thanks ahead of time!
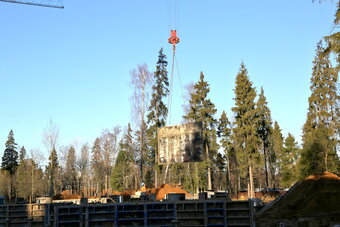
[158,123,203,164]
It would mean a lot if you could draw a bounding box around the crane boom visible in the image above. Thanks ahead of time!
[0,0,63,8]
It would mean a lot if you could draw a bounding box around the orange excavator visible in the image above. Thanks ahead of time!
[140,183,147,192]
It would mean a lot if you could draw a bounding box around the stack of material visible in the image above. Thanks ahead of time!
[256,172,340,226]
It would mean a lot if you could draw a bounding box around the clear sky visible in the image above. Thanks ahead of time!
[0,0,338,162]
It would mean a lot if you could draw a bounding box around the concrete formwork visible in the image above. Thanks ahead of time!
[0,199,255,227]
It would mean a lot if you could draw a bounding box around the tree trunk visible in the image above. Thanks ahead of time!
[31,167,34,202]
[226,155,232,195]
[247,182,250,199]
[49,174,54,196]
[238,175,241,192]
[325,147,328,172]
[206,143,212,191]
[9,177,12,202]
[194,163,199,194]
[155,167,158,188]
[105,175,108,193]
[140,122,144,184]
[249,164,255,198]
[263,144,269,188]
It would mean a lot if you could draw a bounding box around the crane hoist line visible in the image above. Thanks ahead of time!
[166,0,184,126]
[0,0,64,8]
[167,29,180,125]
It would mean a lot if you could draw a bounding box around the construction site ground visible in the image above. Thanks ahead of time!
[256,171,340,227]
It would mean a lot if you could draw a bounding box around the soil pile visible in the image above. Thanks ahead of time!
[53,190,81,200]
[257,172,340,223]
[107,184,192,200]
[149,184,193,200]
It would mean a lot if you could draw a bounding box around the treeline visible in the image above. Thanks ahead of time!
[1,3,339,201]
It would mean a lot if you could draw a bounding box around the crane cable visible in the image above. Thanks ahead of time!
[166,0,184,126]
[167,46,175,125]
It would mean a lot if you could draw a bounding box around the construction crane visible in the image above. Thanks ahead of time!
[0,0,63,8]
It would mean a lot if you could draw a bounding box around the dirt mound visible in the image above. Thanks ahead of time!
[106,184,192,200]
[53,190,81,200]
[305,171,340,181]
[257,172,340,223]
[120,190,137,196]
[149,184,193,200]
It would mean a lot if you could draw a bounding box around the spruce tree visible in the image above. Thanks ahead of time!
[19,146,26,163]
[1,130,18,175]
[111,124,135,191]
[46,148,59,196]
[217,111,236,194]
[302,41,340,175]
[91,138,104,195]
[324,1,340,63]
[256,87,272,188]
[147,48,169,187]
[184,72,218,190]
[269,121,283,187]
[231,63,259,198]
[65,146,77,193]
[299,131,326,179]
[279,133,299,187]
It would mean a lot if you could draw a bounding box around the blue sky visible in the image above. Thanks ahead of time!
[0,0,337,160]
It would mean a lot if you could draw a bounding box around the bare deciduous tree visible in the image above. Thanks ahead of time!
[29,149,45,201]
[42,119,59,152]
[77,144,90,197]
[42,119,61,196]
[101,126,121,193]
[130,64,153,183]
[182,82,195,123]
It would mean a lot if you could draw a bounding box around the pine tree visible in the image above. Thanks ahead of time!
[184,72,218,190]
[231,63,259,198]
[302,41,340,175]
[46,148,59,196]
[256,87,272,188]
[269,121,283,187]
[279,133,300,188]
[1,130,18,175]
[147,48,169,187]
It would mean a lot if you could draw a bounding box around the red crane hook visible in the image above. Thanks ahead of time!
[168,30,180,50]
